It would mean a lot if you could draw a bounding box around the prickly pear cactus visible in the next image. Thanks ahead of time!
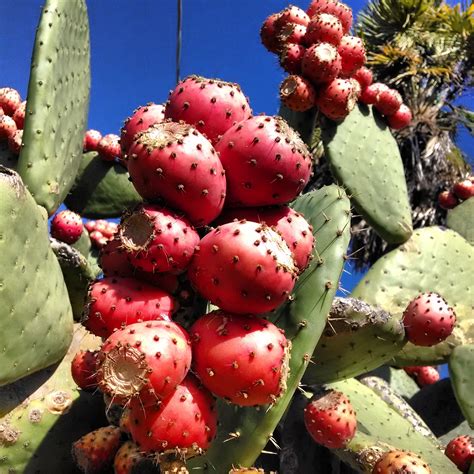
[447,198,474,245]
[0,167,73,386]
[17,0,90,215]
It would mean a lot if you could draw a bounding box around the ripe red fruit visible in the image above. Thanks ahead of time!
[280,75,317,112]
[280,43,306,74]
[90,230,108,249]
[97,320,192,406]
[305,13,344,46]
[190,312,290,406]
[375,88,403,116]
[71,350,99,391]
[8,129,22,155]
[215,115,312,207]
[302,42,342,85]
[188,220,297,314]
[279,23,307,46]
[304,390,357,448]
[359,82,389,105]
[307,1,353,35]
[83,129,102,152]
[373,450,431,473]
[353,67,373,90]
[119,205,200,274]
[128,375,217,453]
[402,292,456,347]
[453,179,474,201]
[83,276,174,338]
[317,78,359,120]
[415,366,440,387]
[0,115,17,141]
[0,106,3,115]
[275,6,310,30]
[51,210,84,244]
[99,236,135,277]
[0,87,21,116]
[387,104,413,130]
[12,100,26,129]
[338,35,366,76]
[438,190,459,210]
[97,133,121,161]
[261,13,283,53]
[164,75,251,145]
[445,435,474,472]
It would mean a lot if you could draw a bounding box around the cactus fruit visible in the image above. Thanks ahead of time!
[305,13,344,46]
[260,13,283,53]
[338,35,367,76]
[307,1,353,34]
[83,129,102,152]
[402,292,456,347]
[360,82,389,105]
[114,441,156,474]
[275,6,310,29]
[119,205,200,274]
[372,450,431,473]
[99,236,136,277]
[164,75,251,145]
[7,129,22,155]
[0,114,17,140]
[215,115,313,207]
[72,425,122,473]
[279,23,307,45]
[302,43,342,84]
[453,180,474,201]
[317,78,359,120]
[127,122,226,226]
[304,390,357,449]
[353,66,373,89]
[188,220,297,314]
[190,312,290,406]
[97,133,121,162]
[12,100,26,128]
[82,276,175,338]
[280,75,317,112]
[280,43,306,74]
[51,209,84,244]
[415,366,440,387]
[445,436,474,472]
[375,88,403,116]
[0,87,21,116]
[96,320,191,406]
[387,103,412,129]
[71,350,99,391]
[128,375,217,454]
[439,190,459,210]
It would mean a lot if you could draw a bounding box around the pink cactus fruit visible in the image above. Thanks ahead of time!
[96,320,192,406]
[0,106,3,116]
[164,75,252,145]
[188,220,297,314]
[120,102,165,155]
[71,350,99,391]
[280,75,317,112]
[89,230,108,249]
[302,42,342,85]
[12,100,26,129]
[275,5,310,30]
[402,292,456,347]
[304,390,357,449]
[260,13,284,53]
[387,104,413,130]
[0,115,17,141]
[215,115,312,207]
[338,35,366,76]
[453,179,474,200]
[8,129,22,155]
[51,210,84,244]
[305,13,344,46]
[359,82,389,105]
[0,87,21,116]
[307,1,353,35]
[280,43,306,74]
[279,23,307,45]
[372,450,431,473]
[438,190,459,210]
[375,88,403,116]
[216,205,314,272]
[97,133,121,162]
[317,78,360,120]
[82,276,174,338]
[415,366,440,387]
[72,426,122,474]
[445,435,474,472]
[127,122,226,226]
[190,311,290,406]
[352,66,373,90]
[118,205,199,274]
[128,375,217,454]
[83,129,102,152]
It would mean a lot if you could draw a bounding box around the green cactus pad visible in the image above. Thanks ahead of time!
[0,142,18,170]
[0,325,106,473]
[449,344,474,428]
[71,228,92,257]
[329,378,458,472]
[0,167,73,386]
[352,226,474,365]
[17,0,90,215]
[278,105,318,146]
[189,185,351,472]
[303,297,406,384]
[322,104,413,244]
[65,152,141,218]
[447,198,474,245]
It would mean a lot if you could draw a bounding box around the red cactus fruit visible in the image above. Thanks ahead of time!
[304,390,357,448]
[402,292,456,347]
[280,75,317,113]
[415,366,440,387]
[114,441,155,474]
[127,122,226,226]
[338,35,366,76]
[353,66,373,90]
[190,311,290,406]
[83,129,102,152]
[188,220,297,314]
[12,100,26,129]
[317,78,359,120]
[216,205,314,272]
[387,104,413,130]
[403,366,421,376]
[359,82,389,105]
[305,13,344,46]
[372,450,431,473]
[72,426,122,474]
[375,88,403,116]
[307,1,353,35]
[215,115,312,207]
[280,43,306,74]
[97,320,192,406]
[99,236,136,278]
[97,133,121,162]
[275,5,310,30]
[164,75,251,145]
[302,42,342,84]
[120,103,165,154]
[445,435,474,472]
[0,106,3,115]
[0,87,21,116]
[453,179,474,201]
[51,210,84,244]
[118,205,199,274]
[90,230,108,248]
[8,129,22,155]
[279,23,307,46]
[83,276,174,338]
[128,375,217,453]
[260,13,283,54]
[71,350,99,391]
[0,115,17,141]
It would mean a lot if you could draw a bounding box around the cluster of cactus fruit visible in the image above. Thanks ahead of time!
[438,176,474,210]
[0,0,473,473]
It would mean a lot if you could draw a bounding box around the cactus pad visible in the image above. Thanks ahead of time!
[17,0,90,214]
[447,198,474,245]
[322,104,413,244]
[352,226,474,365]
[0,167,73,386]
